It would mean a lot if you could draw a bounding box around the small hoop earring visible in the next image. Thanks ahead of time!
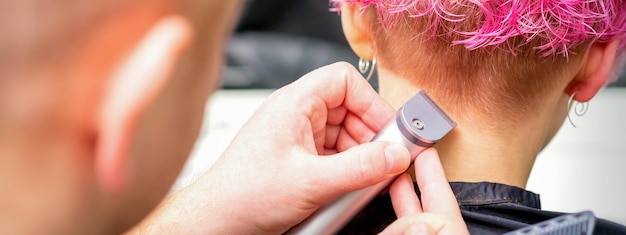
[358,57,377,81]
[567,91,589,128]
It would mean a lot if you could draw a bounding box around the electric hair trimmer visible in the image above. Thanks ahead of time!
[286,90,456,235]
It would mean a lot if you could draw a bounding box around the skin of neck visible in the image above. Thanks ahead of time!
[376,67,571,188]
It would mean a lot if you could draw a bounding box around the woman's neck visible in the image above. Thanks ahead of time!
[377,70,569,188]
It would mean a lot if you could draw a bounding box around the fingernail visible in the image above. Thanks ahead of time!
[384,143,410,174]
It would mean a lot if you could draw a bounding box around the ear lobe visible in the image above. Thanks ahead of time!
[567,40,621,102]
[95,16,193,194]
[341,4,375,60]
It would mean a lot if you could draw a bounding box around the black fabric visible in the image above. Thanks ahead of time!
[338,182,626,235]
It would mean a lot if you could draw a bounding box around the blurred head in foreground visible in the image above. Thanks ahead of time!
[0,1,240,233]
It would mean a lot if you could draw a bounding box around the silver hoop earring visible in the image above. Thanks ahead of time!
[566,91,589,128]
[358,58,377,81]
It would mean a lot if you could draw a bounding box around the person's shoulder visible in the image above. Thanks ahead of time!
[594,217,626,235]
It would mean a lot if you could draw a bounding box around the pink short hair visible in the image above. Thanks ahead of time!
[332,0,626,82]
[332,0,625,55]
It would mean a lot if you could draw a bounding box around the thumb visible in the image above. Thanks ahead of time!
[311,142,411,197]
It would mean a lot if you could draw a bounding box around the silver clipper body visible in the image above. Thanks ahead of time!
[286,91,456,235]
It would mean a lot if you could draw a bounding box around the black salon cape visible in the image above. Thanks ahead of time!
[338,182,626,235]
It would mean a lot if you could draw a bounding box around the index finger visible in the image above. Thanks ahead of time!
[283,62,396,132]
[414,148,460,213]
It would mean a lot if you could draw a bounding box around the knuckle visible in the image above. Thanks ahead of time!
[330,62,358,80]
[331,61,353,69]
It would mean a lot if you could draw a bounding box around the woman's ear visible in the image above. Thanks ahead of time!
[567,40,621,102]
[341,4,375,60]
[95,16,193,194]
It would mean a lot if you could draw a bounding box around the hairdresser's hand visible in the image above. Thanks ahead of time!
[380,148,469,235]
[203,62,411,234]
[133,62,412,234]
